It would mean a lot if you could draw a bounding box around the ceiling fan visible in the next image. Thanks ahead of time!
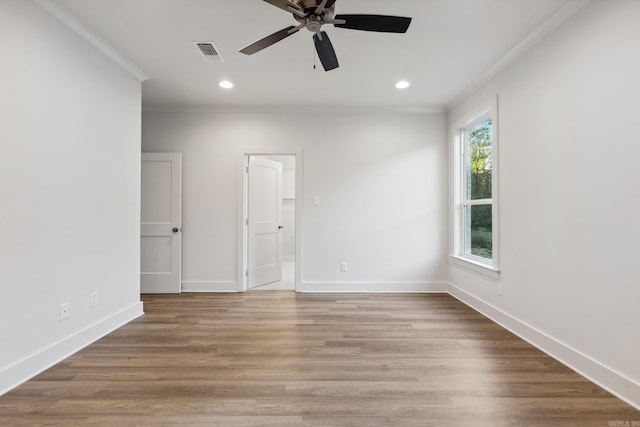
[239,0,412,71]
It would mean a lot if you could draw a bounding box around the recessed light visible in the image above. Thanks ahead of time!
[395,81,410,89]
[219,80,234,89]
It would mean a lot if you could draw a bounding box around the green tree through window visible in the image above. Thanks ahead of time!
[464,118,493,259]
[467,120,492,200]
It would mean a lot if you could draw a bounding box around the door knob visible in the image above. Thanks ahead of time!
[278,225,284,229]
[172,227,180,233]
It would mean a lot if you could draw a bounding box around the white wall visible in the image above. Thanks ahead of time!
[0,0,143,394]
[143,111,448,292]
[448,0,640,408]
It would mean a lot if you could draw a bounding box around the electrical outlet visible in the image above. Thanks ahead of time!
[90,291,98,307]
[313,196,320,206]
[60,303,69,320]
[497,282,504,296]
[341,262,348,272]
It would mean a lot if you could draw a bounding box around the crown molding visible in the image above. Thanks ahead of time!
[142,104,446,115]
[447,0,592,109]
[34,0,150,82]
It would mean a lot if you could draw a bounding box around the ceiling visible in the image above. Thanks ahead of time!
[50,0,575,109]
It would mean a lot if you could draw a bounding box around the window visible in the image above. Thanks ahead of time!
[454,109,498,272]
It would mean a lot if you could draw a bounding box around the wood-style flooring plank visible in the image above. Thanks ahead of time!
[1,292,637,426]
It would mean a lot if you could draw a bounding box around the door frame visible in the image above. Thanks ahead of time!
[237,149,303,292]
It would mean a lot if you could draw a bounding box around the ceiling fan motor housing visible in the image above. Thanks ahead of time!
[292,0,335,33]
[302,15,323,32]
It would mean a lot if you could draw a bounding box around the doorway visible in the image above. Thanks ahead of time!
[241,154,298,292]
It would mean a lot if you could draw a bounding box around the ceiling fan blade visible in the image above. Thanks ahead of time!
[334,14,412,33]
[262,0,307,17]
[313,31,339,72]
[240,26,300,55]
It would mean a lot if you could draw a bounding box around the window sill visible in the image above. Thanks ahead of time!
[450,255,500,280]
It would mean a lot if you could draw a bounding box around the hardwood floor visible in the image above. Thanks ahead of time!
[1,292,638,426]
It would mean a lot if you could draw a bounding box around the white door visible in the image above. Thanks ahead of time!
[141,153,182,293]
[248,157,283,288]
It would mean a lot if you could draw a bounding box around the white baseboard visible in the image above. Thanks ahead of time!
[0,301,144,397]
[448,284,640,411]
[181,281,238,293]
[4,284,637,411]
[300,281,448,293]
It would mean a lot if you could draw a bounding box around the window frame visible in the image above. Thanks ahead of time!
[452,100,500,276]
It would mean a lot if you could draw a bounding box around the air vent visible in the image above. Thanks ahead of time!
[193,41,224,63]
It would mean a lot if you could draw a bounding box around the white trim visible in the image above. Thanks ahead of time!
[33,0,150,82]
[237,153,248,292]
[142,105,446,114]
[447,0,592,108]
[448,284,640,411]
[181,281,238,293]
[300,282,449,293]
[4,285,638,410]
[450,255,500,280]
[492,95,501,269]
[294,152,304,293]
[0,302,144,397]
[282,255,295,262]
[451,104,494,132]
[463,199,492,206]
[452,96,499,271]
